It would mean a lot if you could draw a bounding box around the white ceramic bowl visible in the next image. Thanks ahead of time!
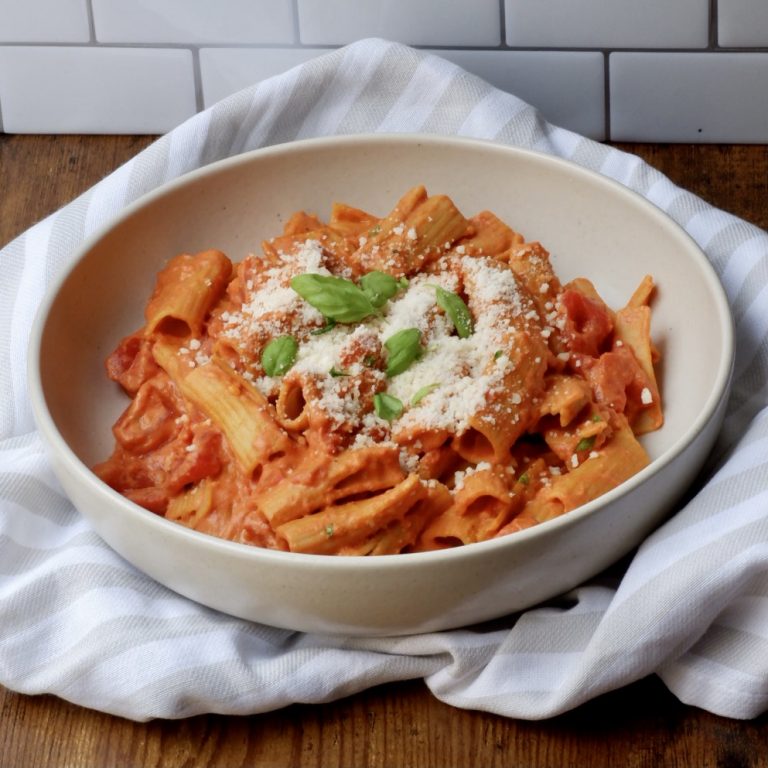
[28,135,734,636]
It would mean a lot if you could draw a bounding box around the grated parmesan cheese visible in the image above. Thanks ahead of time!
[207,244,549,459]
[453,461,492,491]
[219,240,328,347]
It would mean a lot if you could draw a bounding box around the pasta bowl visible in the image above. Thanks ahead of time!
[28,134,733,636]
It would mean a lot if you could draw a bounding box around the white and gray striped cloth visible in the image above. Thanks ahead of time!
[3,39,768,722]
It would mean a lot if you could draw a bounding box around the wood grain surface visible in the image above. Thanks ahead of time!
[2,134,768,768]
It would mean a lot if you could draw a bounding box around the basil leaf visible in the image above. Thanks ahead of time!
[384,328,422,377]
[261,335,298,377]
[360,271,402,308]
[373,392,403,421]
[291,274,375,323]
[411,382,439,405]
[435,287,474,338]
[576,436,596,452]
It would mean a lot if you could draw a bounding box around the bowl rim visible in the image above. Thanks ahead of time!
[27,132,736,572]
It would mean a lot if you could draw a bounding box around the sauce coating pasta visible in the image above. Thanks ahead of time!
[94,187,663,555]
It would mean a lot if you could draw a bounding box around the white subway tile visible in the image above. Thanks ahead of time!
[200,48,328,107]
[427,50,605,139]
[610,53,768,142]
[0,0,90,43]
[298,0,500,46]
[718,0,768,47]
[0,47,196,134]
[505,0,709,48]
[92,0,294,44]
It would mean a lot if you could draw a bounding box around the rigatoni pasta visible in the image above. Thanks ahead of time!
[94,187,664,555]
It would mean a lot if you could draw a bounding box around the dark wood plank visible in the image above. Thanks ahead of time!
[2,677,768,768]
[0,134,157,245]
[614,143,768,232]
[2,137,765,247]
[3,134,768,768]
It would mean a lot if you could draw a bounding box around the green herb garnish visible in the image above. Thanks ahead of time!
[373,392,404,421]
[576,436,596,452]
[261,335,298,377]
[411,383,440,405]
[325,523,334,538]
[310,318,337,335]
[435,286,474,338]
[517,472,530,486]
[291,274,375,323]
[329,367,348,377]
[360,270,404,308]
[384,328,423,377]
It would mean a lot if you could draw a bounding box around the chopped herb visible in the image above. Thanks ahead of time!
[261,335,298,377]
[363,354,378,367]
[329,367,348,377]
[517,472,530,486]
[384,328,423,377]
[591,413,602,422]
[494,350,504,360]
[411,383,440,405]
[360,270,404,308]
[291,273,375,323]
[576,436,596,452]
[325,523,334,538]
[368,224,382,236]
[373,392,404,421]
[435,286,474,338]
[310,318,337,335]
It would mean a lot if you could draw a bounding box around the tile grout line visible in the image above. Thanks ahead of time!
[603,51,611,142]
[291,0,302,44]
[3,41,768,56]
[190,47,204,112]
[1,42,766,53]
[85,0,96,43]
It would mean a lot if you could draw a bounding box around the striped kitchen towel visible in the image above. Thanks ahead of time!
[3,38,768,722]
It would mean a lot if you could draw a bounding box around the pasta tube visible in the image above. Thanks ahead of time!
[153,341,293,477]
[525,415,650,523]
[277,475,426,555]
[355,186,470,276]
[256,446,405,527]
[145,249,232,337]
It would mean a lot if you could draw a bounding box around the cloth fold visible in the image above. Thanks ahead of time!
[3,38,768,722]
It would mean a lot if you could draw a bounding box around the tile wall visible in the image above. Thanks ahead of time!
[0,0,767,141]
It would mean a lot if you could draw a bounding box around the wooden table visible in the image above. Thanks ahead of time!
[2,135,768,768]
